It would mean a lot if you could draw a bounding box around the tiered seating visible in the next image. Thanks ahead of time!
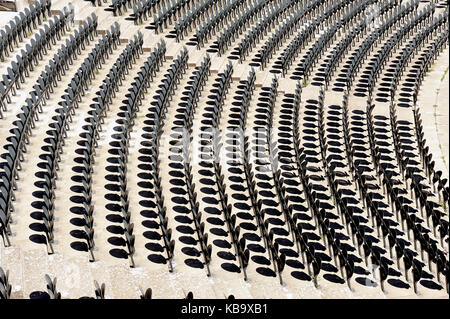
[0,1,51,61]
[0,2,64,118]
[151,0,194,34]
[136,46,188,271]
[172,0,221,41]
[36,25,122,255]
[216,69,261,280]
[111,0,136,16]
[73,26,142,262]
[215,0,273,55]
[0,12,98,248]
[0,0,448,299]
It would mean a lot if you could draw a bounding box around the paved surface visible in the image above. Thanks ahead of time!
[417,48,449,181]
[0,0,448,299]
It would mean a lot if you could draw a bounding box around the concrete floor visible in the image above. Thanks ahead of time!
[417,48,449,181]
[0,0,448,299]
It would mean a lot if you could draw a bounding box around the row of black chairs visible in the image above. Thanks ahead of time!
[0,15,99,248]
[255,0,360,70]
[220,69,256,280]
[203,63,254,277]
[390,102,448,247]
[277,0,395,77]
[389,52,448,255]
[214,0,269,54]
[0,0,51,62]
[321,23,365,88]
[259,0,350,70]
[104,32,155,268]
[235,0,303,62]
[252,77,294,285]
[318,0,400,85]
[172,0,222,41]
[303,103,349,286]
[413,25,450,218]
[300,0,376,80]
[72,24,136,262]
[302,85,397,292]
[301,24,338,83]
[0,8,73,118]
[388,12,449,214]
[340,87,433,293]
[181,55,211,129]
[124,40,174,269]
[236,72,301,283]
[364,5,435,97]
[361,51,446,291]
[277,18,316,76]
[342,0,418,91]
[209,62,233,128]
[365,98,448,293]
[180,56,214,275]
[413,101,449,212]
[111,0,137,16]
[37,26,123,255]
[205,69,257,278]
[363,10,449,257]
[132,0,157,24]
[192,0,248,48]
[138,47,188,270]
[388,12,448,99]
[159,53,212,273]
[272,85,329,284]
[152,0,194,34]
[320,89,403,292]
[290,85,326,285]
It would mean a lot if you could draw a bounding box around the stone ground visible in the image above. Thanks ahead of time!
[417,48,449,181]
[0,0,448,299]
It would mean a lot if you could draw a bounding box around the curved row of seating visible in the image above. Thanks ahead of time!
[151,0,194,34]
[214,0,270,55]
[111,0,136,16]
[36,26,126,255]
[299,0,378,81]
[131,0,161,23]
[342,0,419,92]
[70,24,138,262]
[200,63,251,277]
[193,0,248,49]
[0,16,99,248]
[387,29,449,275]
[258,0,345,70]
[251,77,295,285]
[0,0,51,62]
[172,0,223,41]
[0,0,448,299]
[348,7,446,291]
[233,0,304,62]
[364,5,435,97]
[179,56,213,274]
[388,12,448,100]
[329,2,448,292]
[136,47,188,270]
[320,23,365,88]
[276,0,398,77]
[0,8,73,118]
